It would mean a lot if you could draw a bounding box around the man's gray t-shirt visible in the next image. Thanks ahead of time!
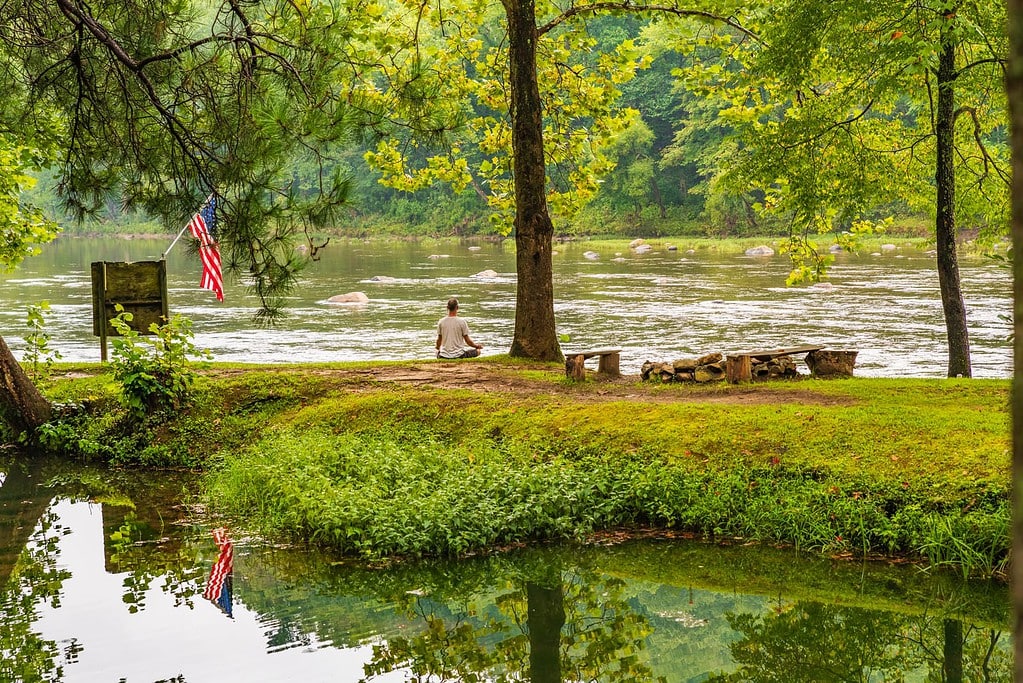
[437,316,471,358]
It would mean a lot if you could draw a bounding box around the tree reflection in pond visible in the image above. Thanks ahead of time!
[361,560,664,683]
[0,459,70,682]
[706,603,1010,682]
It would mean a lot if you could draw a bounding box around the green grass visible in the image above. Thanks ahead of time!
[38,363,1011,576]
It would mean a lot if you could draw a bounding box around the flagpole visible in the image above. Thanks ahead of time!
[161,193,216,260]
[161,224,190,260]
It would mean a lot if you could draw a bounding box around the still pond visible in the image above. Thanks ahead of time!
[0,457,1011,682]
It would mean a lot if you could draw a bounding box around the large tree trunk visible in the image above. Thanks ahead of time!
[504,0,563,362]
[1006,0,1023,676]
[935,24,972,378]
[0,335,51,437]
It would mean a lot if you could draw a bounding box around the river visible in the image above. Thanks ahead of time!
[0,236,1012,377]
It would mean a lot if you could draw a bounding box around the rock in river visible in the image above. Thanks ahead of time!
[328,291,369,304]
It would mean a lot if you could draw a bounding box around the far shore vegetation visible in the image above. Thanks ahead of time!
[22,359,1010,580]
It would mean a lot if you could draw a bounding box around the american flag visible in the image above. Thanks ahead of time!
[186,196,224,301]
[203,527,233,618]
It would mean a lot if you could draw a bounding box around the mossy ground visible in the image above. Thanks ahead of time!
[38,360,1010,575]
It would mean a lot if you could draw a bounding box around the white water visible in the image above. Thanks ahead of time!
[0,237,1011,378]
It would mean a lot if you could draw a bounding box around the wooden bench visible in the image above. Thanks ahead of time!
[565,348,622,380]
[725,345,823,383]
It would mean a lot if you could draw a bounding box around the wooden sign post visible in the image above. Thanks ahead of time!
[91,261,169,361]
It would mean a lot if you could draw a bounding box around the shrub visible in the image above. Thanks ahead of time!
[109,307,211,418]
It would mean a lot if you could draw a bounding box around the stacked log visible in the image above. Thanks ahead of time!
[642,352,804,383]
[641,353,727,383]
[751,355,799,380]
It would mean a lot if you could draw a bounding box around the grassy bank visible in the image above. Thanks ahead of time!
[37,361,1010,576]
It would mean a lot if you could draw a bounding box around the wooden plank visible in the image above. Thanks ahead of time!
[572,348,622,358]
[740,345,823,360]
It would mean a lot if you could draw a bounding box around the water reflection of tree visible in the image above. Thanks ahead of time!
[0,459,69,682]
[706,602,1011,682]
[362,560,664,683]
[901,617,1010,683]
[0,458,203,681]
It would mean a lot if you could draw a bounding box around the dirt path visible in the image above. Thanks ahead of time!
[206,361,854,406]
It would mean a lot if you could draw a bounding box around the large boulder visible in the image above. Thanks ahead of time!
[629,238,646,248]
[328,291,369,304]
[474,269,500,278]
[583,251,600,260]
[745,245,775,256]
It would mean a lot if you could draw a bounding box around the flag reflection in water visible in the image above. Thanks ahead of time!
[203,527,233,618]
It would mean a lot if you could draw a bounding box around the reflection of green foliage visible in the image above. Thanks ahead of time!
[706,603,1012,683]
[0,509,69,682]
[362,561,663,682]
[710,603,910,682]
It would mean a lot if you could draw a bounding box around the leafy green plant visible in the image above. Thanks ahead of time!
[109,306,211,418]
[21,300,61,381]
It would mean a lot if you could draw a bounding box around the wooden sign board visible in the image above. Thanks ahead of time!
[91,260,169,360]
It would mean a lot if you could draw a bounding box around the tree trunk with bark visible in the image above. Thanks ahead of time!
[935,23,972,378]
[0,335,51,438]
[1005,0,1023,676]
[504,0,563,362]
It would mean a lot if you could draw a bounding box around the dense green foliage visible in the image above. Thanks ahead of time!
[14,6,973,243]
[33,362,1010,576]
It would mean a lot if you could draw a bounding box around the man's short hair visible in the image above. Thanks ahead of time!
[447,298,459,312]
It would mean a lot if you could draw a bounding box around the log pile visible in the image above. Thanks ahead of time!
[641,352,801,383]
[641,353,728,383]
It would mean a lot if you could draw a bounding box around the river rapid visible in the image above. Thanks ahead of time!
[0,236,1012,377]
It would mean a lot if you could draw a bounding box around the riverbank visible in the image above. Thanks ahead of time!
[36,359,1010,577]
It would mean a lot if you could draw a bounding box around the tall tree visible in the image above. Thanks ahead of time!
[0,0,375,315]
[1005,0,1023,676]
[670,0,1007,377]
[0,0,380,435]
[365,0,751,360]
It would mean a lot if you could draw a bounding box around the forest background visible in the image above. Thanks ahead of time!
[15,12,963,242]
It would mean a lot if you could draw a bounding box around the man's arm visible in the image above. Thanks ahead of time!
[462,333,482,350]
